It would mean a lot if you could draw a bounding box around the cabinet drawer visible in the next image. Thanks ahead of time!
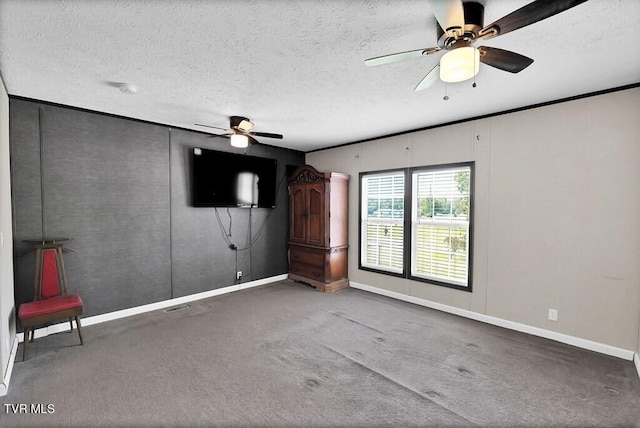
[290,246,326,266]
[290,261,325,281]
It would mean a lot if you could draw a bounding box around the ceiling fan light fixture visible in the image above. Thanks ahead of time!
[440,46,479,83]
[230,133,249,148]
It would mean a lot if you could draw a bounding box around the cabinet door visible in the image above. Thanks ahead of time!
[289,185,306,243]
[306,183,325,246]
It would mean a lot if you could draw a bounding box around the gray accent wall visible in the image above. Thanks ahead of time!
[10,99,303,317]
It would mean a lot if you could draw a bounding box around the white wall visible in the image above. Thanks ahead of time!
[0,75,16,390]
[307,87,640,352]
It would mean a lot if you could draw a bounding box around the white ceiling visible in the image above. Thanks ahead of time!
[0,0,638,152]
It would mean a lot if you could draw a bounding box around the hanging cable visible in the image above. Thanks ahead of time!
[239,171,288,250]
[213,170,289,252]
[213,170,288,284]
[235,245,238,281]
[214,208,235,249]
[246,207,252,249]
[248,207,253,279]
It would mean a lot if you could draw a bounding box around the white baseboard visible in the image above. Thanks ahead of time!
[350,281,635,361]
[634,353,640,380]
[0,335,18,396]
[17,274,287,344]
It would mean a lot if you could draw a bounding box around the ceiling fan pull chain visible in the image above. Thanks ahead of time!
[443,83,449,101]
[472,48,478,88]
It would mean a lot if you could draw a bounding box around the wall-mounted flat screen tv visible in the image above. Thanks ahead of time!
[192,147,277,208]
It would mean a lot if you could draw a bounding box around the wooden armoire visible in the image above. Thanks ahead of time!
[288,165,349,292]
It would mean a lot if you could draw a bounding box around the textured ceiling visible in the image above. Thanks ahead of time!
[0,0,638,152]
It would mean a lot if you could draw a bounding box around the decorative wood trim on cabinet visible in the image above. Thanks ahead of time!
[288,165,349,292]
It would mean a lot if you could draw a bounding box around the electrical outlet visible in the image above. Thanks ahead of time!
[548,309,558,321]
[236,271,242,280]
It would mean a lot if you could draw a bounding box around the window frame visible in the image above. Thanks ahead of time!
[358,162,474,292]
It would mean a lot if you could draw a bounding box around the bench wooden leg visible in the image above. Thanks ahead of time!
[23,328,31,361]
[69,317,74,332]
[75,316,84,345]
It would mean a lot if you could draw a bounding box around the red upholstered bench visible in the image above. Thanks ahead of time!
[18,244,84,360]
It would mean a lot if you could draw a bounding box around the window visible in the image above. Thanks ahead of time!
[359,163,473,290]
[360,171,405,275]
[411,165,471,287]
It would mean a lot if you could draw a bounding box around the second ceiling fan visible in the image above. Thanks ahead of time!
[195,116,283,148]
[365,0,589,91]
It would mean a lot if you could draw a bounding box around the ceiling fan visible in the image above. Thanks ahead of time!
[365,0,589,91]
[195,116,283,148]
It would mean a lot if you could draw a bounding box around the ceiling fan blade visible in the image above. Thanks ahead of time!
[206,133,231,139]
[249,131,283,139]
[479,0,589,40]
[428,0,465,34]
[478,46,534,73]
[195,123,228,131]
[365,47,441,67]
[237,119,254,132]
[414,63,441,91]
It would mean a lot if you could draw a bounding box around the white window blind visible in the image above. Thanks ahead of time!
[360,172,404,273]
[411,166,471,287]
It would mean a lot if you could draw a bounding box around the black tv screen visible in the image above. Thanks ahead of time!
[192,147,277,208]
